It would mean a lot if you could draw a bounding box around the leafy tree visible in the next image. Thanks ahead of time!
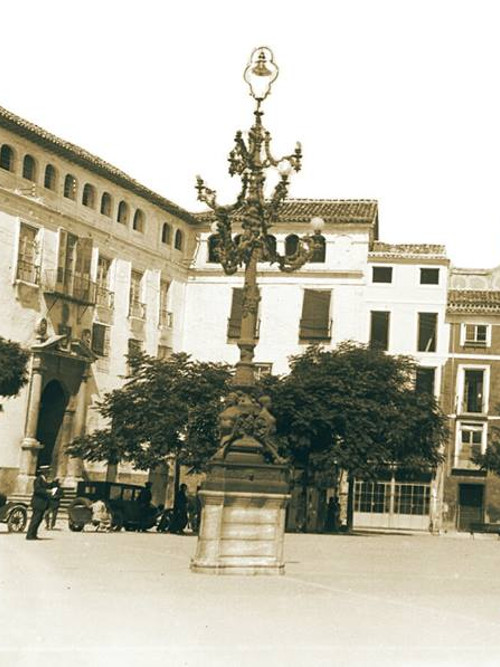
[262,343,447,529]
[67,351,232,473]
[0,337,29,401]
[472,416,500,474]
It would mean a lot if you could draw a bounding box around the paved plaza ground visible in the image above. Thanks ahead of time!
[1,525,500,667]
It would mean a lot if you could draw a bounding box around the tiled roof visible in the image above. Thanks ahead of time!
[448,289,500,313]
[370,242,447,259]
[195,199,378,225]
[0,105,198,225]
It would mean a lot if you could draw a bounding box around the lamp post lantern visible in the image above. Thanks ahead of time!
[191,47,324,575]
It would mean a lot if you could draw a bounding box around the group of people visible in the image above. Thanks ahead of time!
[25,469,198,539]
[26,465,62,540]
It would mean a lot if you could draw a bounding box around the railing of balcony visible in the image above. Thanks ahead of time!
[96,285,115,309]
[16,260,40,285]
[159,310,174,328]
[129,300,147,319]
[43,269,97,305]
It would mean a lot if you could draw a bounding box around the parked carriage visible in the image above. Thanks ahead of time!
[0,493,28,533]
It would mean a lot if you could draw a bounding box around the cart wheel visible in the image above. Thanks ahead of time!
[68,521,85,532]
[7,506,28,533]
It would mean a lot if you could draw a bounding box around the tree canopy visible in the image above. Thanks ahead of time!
[262,342,447,480]
[67,351,232,471]
[0,337,29,399]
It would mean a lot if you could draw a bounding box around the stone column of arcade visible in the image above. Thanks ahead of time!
[15,355,45,495]
[190,47,324,575]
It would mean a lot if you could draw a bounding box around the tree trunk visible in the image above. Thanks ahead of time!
[346,472,355,532]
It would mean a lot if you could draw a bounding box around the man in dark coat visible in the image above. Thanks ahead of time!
[45,478,63,530]
[26,466,51,540]
[170,483,188,534]
[137,481,153,532]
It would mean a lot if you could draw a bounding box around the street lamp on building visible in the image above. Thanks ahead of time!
[191,47,324,575]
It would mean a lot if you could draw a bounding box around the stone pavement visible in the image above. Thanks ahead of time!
[1,525,500,667]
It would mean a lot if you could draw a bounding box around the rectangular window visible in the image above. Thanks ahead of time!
[456,422,484,469]
[415,367,436,395]
[299,289,332,341]
[463,369,484,413]
[91,323,110,357]
[129,270,145,318]
[56,230,93,302]
[372,266,393,284]
[159,280,171,327]
[17,222,40,284]
[96,255,113,308]
[354,482,389,513]
[420,268,440,285]
[369,311,390,350]
[417,312,437,352]
[227,288,244,339]
[463,324,489,347]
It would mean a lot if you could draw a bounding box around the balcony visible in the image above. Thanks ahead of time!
[96,285,115,309]
[129,300,146,320]
[42,269,96,305]
[16,260,40,285]
[159,310,174,329]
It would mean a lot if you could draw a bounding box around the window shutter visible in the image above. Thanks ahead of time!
[299,290,331,340]
[227,288,244,338]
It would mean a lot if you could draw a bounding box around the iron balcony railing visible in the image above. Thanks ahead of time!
[159,310,174,328]
[129,300,147,319]
[16,260,40,285]
[43,269,97,305]
[96,285,115,309]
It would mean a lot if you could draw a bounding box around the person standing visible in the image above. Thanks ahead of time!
[45,478,63,530]
[26,466,51,540]
[170,483,188,535]
[137,481,153,532]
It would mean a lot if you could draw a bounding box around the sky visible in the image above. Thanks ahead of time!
[2,0,500,268]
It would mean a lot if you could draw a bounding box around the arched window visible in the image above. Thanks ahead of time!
[44,164,56,190]
[117,200,129,224]
[82,183,96,208]
[174,229,184,251]
[63,174,77,200]
[161,222,171,245]
[100,192,112,216]
[264,235,277,256]
[285,234,299,256]
[0,144,14,171]
[133,209,145,232]
[207,235,220,263]
[310,235,326,263]
[22,155,37,181]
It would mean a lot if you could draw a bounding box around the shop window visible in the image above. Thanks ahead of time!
[369,311,390,351]
[299,290,332,341]
[417,313,437,352]
[372,266,393,283]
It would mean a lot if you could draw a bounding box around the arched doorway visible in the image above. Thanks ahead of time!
[36,380,68,469]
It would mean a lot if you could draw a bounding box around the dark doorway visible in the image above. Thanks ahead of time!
[36,380,68,470]
[458,484,484,531]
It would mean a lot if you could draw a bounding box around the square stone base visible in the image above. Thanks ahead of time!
[191,489,290,575]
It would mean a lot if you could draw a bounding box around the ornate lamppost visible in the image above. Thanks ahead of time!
[191,47,324,575]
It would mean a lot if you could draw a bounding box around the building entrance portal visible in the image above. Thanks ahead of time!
[36,380,68,471]
[458,484,484,531]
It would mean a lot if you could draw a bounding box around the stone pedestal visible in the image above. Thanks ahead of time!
[191,458,290,575]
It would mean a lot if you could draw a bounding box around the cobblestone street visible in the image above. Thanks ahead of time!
[2,527,500,666]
